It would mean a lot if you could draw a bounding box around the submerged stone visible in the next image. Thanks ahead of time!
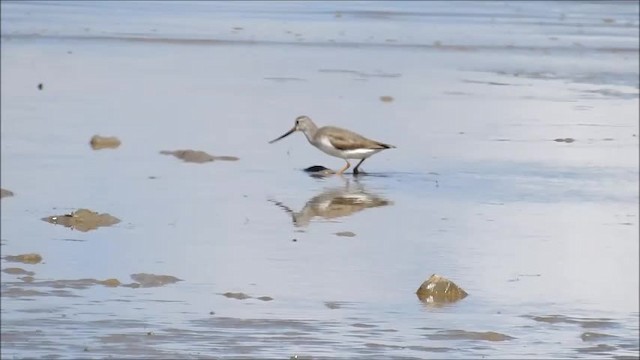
[416,274,468,304]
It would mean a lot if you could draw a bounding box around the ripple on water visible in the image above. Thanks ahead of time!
[426,329,515,342]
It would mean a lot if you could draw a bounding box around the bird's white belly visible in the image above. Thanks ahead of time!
[315,137,381,159]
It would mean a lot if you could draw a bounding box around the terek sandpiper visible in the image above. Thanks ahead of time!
[269,115,396,175]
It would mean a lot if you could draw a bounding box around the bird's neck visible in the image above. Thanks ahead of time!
[301,124,318,143]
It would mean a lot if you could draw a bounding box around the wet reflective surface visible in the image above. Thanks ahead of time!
[1,1,638,359]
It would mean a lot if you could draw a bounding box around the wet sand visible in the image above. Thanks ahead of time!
[1,1,639,359]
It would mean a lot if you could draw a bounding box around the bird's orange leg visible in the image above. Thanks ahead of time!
[336,160,351,175]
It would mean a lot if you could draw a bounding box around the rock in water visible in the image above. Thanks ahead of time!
[90,135,121,150]
[416,274,468,304]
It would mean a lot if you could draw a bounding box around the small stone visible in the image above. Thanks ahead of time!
[90,135,121,150]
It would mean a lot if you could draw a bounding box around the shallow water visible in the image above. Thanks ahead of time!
[1,1,639,359]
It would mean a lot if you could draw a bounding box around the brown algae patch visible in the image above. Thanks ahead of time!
[130,273,182,288]
[335,231,356,237]
[428,330,514,341]
[2,288,47,297]
[90,135,121,150]
[416,274,468,304]
[42,208,120,232]
[3,267,35,276]
[98,278,121,287]
[4,253,43,264]
[1,188,14,198]
[160,149,239,163]
[379,95,394,102]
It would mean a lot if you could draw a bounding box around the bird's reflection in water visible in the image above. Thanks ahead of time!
[269,177,393,228]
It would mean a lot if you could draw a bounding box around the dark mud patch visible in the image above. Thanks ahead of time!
[554,137,576,143]
[379,95,394,102]
[222,292,273,301]
[416,274,468,304]
[42,208,120,232]
[334,231,356,237]
[525,315,619,329]
[406,345,451,353]
[264,77,306,82]
[4,275,177,297]
[576,344,619,354]
[352,323,377,329]
[580,88,639,100]
[223,292,251,300]
[462,79,517,86]
[444,91,472,96]
[130,273,182,288]
[90,135,121,150]
[318,68,401,78]
[1,188,14,198]
[427,330,515,341]
[581,332,618,342]
[10,278,120,290]
[160,149,239,163]
[324,301,345,309]
[3,267,35,276]
[4,253,43,264]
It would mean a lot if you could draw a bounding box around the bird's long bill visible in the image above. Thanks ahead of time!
[268,126,296,144]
